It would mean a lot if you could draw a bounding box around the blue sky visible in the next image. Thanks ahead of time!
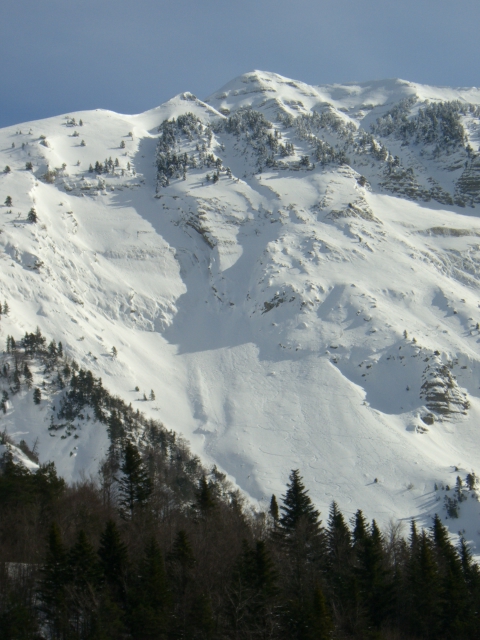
[2,0,480,128]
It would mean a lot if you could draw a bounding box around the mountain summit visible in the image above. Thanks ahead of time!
[2,71,480,549]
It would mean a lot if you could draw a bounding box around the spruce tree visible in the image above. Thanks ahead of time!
[167,530,195,597]
[269,494,279,524]
[352,509,368,548]
[66,530,101,637]
[118,441,152,519]
[188,594,215,639]
[196,474,216,513]
[129,538,170,640]
[355,519,393,629]
[67,530,101,591]
[326,501,355,625]
[459,537,480,637]
[406,530,442,639]
[284,585,333,640]
[279,469,320,534]
[230,540,278,638]
[27,208,37,223]
[38,523,69,638]
[98,520,128,604]
[431,514,469,637]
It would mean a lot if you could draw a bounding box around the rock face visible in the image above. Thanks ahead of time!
[3,71,480,547]
[421,359,470,418]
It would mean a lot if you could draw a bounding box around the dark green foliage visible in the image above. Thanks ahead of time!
[188,593,215,639]
[372,97,466,148]
[167,530,195,598]
[33,387,41,404]
[37,523,69,637]
[4,196,12,207]
[229,539,278,638]
[156,113,203,186]
[27,207,38,223]
[269,494,279,523]
[64,530,102,637]
[98,520,128,602]
[118,441,152,518]
[279,469,320,534]
[129,538,170,639]
[326,501,356,627]
[196,474,216,514]
[283,585,333,640]
[355,519,394,628]
[409,530,443,638]
[466,472,477,490]
[1,460,480,639]
[2,327,480,639]
[0,453,64,509]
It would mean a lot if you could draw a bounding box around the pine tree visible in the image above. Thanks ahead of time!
[27,207,37,223]
[229,540,278,638]
[23,364,33,389]
[107,410,124,444]
[355,519,393,629]
[284,585,333,640]
[38,523,69,638]
[406,530,442,639]
[129,538,170,640]
[188,594,215,639]
[196,475,216,513]
[48,340,57,358]
[167,530,195,597]
[98,520,128,604]
[326,501,355,625]
[459,537,480,636]
[33,387,41,404]
[67,530,101,637]
[431,514,469,637]
[4,196,12,207]
[279,470,320,534]
[352,509,368,548]
[67,530,101,590]
[118,441,152,518]
[269,494,279,525]
[309,586,334,640]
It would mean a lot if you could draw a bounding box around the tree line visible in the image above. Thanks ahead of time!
[1,450,479,640]
[0,330,479,638]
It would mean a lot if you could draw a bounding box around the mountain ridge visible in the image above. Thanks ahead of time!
[2,70,480,551]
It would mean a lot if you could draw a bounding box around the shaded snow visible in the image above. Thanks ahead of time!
[1,71,480,552]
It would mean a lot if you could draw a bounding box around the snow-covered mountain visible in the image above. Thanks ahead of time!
[2,70,480,549]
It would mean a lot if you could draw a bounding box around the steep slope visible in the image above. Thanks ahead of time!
[2,71,480,551]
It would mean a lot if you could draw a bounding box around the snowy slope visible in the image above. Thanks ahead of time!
[2,70,480,550]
